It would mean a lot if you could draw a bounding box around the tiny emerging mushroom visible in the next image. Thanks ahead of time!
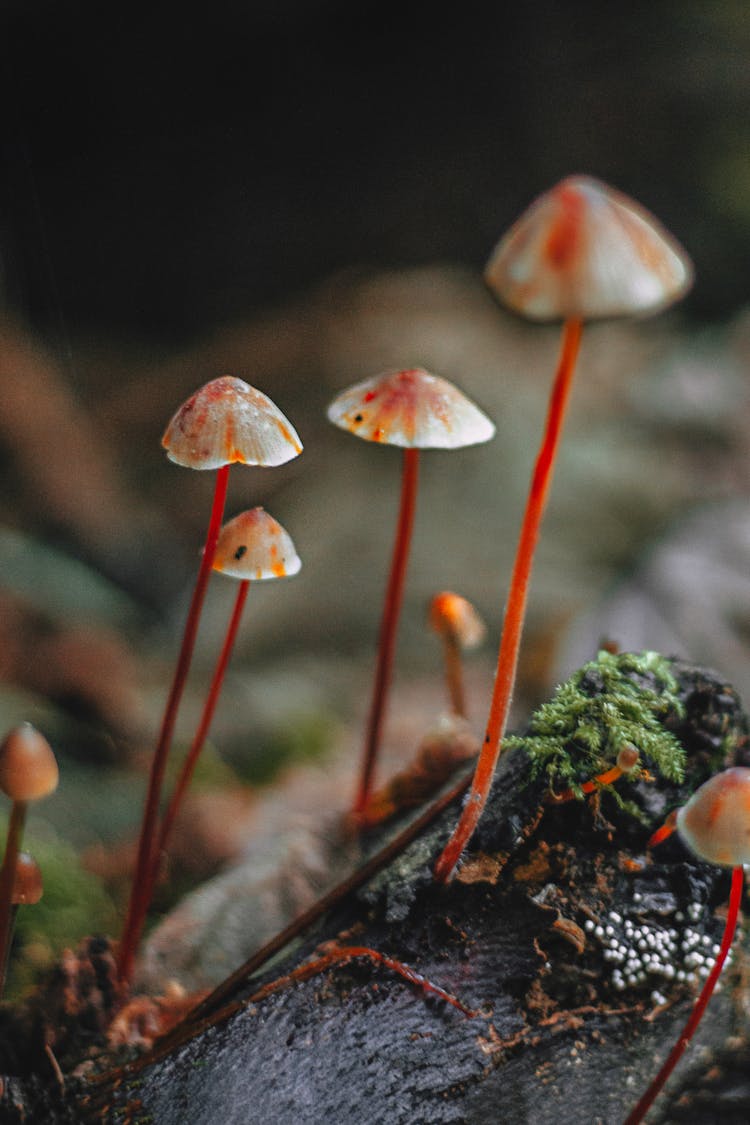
[0,851,43,994]
[428,592,486,719]
[326,367,495,820]
[435,176,693,882]
[625,767,750,1124]
[142,508,301,916]
[118,377,302,989]
[0,724,57,997]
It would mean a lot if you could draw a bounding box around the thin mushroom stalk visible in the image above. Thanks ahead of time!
[434,319,581,879]
[145,508,301,907]
[435,175,693,882]
[0,852,43,996]
[118,378,302,988]
[428,591,486,719]
[624,767,750,1124]
[326,367,494,822]
[356,445,420,817]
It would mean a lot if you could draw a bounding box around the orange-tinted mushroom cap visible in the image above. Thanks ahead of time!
[12,852,43,905]
[0,723,59,802]
[676,766,750,867]
[212,507,302,581]
[326,368,495,449]
[428,592,486,650]
[484,175,693,322]
[162,376,303,469]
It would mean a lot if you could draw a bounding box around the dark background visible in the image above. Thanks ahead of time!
[1,1,749,348]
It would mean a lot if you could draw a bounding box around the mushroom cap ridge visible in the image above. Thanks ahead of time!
[485,174,694,322]
[326,367,495,450]
[212,507,301,581]
[163,376,303,469]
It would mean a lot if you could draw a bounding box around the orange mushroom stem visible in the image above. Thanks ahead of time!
[625,767,750,1124]
[434,176,692,883]
[117,464,229,987]
[547,744,640,804]
[355,446,420,817]
[434,317,582,879]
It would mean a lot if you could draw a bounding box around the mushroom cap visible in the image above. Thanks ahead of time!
[162,376,303,469]
[0,723,59,802]
[12,852,43,905]
[484,174,693,322]
[212,507,302,581]
[428,591,486,649]
[326,367,495,450]
[676,766,750,867]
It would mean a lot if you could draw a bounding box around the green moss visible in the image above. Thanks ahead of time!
[505,650,686,811]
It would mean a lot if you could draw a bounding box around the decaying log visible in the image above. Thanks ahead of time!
[6,656,750,1124]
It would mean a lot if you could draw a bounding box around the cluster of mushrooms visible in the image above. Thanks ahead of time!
[1,174,748,1124]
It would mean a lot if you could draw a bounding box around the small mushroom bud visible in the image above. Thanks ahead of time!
[615,744,639,774]
[428,592,486,718]
[12,852,43,906]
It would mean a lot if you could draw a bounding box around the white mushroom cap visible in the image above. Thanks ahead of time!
[326,368,495,450]
[484,175,693,322]
[212,508,301,581]
[162,376,303,469]
[676,766,750,867]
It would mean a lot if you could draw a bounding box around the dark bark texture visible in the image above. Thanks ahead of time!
[7,657,750,1124]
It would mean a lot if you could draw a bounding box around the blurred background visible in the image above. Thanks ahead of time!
[1,1,750,987]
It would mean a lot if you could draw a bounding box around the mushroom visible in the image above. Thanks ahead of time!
[326,367,495,819]
[118,377,302,988]
[0,724,57,996]
[0,851,43,995]
[151,508,301,875]
[625,767,750,1124]
[548,743,641,804]
[428,592,486,719]
[434,176,693,882]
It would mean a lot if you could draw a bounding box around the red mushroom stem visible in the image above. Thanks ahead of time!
[150,578,250,887]
[118,463,230,988]
[354,447,420,818]
[434,317,583,881]
[624,863,744,1125]
[0,801,27,995]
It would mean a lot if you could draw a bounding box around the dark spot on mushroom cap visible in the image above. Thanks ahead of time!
[234,545,248,561]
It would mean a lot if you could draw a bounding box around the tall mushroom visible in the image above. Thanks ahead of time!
[118,377,302,988]
[151,507,301,880]
[435,176,693,882]
[326,367,495,819]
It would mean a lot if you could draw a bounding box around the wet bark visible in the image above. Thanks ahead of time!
[6,658,750,1124]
